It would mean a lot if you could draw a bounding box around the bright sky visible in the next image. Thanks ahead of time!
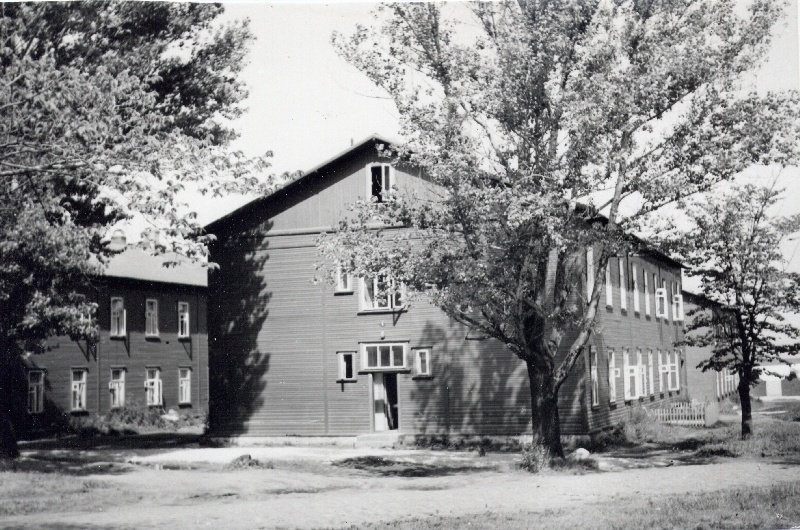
[197,0,800,268]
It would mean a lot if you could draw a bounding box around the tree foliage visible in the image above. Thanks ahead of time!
[660,183,800,437]
[321,0,800,454]
[0,2,273,351]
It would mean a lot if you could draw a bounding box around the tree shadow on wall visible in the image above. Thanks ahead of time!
[207,224,272,437]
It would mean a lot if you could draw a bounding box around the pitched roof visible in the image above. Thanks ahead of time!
[104,248,207,287]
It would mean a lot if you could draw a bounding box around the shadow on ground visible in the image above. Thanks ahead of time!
[333,456,496,477]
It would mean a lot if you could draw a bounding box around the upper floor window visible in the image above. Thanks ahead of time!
[644,272,651,316]
[632,264,640,314]
[145,299,159,337]
[361,275,405,312]
[414,348,432,378]
[655,281,668,319]
[178,302,190,338]
[110,297,126,337]
[619,258,627,310]
[585,248,595,301]
[335,265,353,293]
[337,351,357,382]
[368,163,394,203]
[672,283,684,321]
[27,370,44,414]
[605,263,613,307]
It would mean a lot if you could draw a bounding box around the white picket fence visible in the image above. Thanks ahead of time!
[650,401,718,427]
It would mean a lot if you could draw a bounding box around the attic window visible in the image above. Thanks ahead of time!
[369,164,393,202]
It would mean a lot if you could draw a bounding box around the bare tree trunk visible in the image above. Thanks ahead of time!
[527,360,564,458]
[738,379,752,440]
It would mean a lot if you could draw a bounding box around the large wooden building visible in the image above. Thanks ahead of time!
[6,237,208,436]
[207,136,688,440]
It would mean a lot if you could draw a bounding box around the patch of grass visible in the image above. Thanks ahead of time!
[333,456,482,477]
[406,435,523,453]
[341,482,800,529]
[0,472,118,516]
[519,444,599,474]
[694,420,800,458]
[223,454,275,470]
[67,403,207,437]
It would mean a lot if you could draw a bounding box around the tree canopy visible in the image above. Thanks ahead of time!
[321,0,800,455]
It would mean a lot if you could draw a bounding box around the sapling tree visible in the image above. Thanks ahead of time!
[660,184,800,438]
[319,1,800,456]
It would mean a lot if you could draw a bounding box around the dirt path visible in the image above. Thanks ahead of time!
[1,459,797,529]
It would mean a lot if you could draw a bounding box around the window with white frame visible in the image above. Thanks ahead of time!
[648,351,655,396]
[586,248,595,301]
[658,350,666,393]
[27,370,44,414]
[605,263,613,307]
[145,368,162,406]
[668,350,681,391]
[655,283,668,319]
[644,272,651,316]
[589,346,599,407]
[623,349,640,401]
[145,299,159,336]
[619,258,627,310]
[368,163,394,203]
[335,264,353,293]
[361,275,405,311]
[110,297,126,337]
[179,368,192,404]
[608,349,619,403]
[109,368,125,408]
[337,352,356,381]
[632,264,640,313]
[361,343,407,370]
[71,369,87,411]
[178,302,190,338]
[672,284,684,321]
[415,348,432,377]
[637,350,646,398]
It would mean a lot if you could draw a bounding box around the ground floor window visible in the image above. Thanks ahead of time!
[623,349,642,401]
[648,351,655,396]
[71,369,87,411]
[414,348,432,377]
[27,370,44,414]
[361,343,407,370]
[608,349,618,403]
[110,368,126,408]
[589,347,599,407]
[337,352,356,382]
[145,368,162,406]
[668,350,681,391]
[179,368,192,404]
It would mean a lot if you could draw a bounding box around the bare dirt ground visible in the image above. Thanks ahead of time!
[2,434,799,530]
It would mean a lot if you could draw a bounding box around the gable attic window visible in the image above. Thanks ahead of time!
[361,343,408,371]
[361,275,405,312]
[368,163,394,203]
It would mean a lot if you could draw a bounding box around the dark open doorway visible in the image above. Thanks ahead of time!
[385,373,399,431]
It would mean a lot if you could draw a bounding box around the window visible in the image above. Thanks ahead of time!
[335,265,353,293]
[658,350,666,393]
[145,299,159,337]
[415,348,432,377]
[589,346,599,407]
[644,272,651,316]
[608,349,618,403]
[368,163,393,203]
[337,352,357,381]
[668,350,681,391]
[71,369,87,411]
[655,284,668,319]
[632,264,640,313]
[648,351,655,396]
[361,275,405,311]
[178,302,190,338]
[361,343,407,370]
[637,349,646,398]
[672,285,684,321]
[110,297,126,337]
[27,370,44,414]
[623,349,640,401]
[179,368,192,404]
[619,258,627,310]
[605,263,613,307]
[145,368,162,406]
[586,248,595,300]
[109,368,126,408]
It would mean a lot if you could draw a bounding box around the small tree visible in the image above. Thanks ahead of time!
[321,1,800,456]
[660,183,800,438]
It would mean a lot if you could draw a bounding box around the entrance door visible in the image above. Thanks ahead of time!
[372,373,399,431]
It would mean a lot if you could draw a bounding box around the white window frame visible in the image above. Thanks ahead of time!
[179,368,192,404]
[337,351,357,381]
[360,275,406,312]
[605,263,613,307]
[658,350,666,393]
[655,286,668,319]
[623,349,639,401]
[109,368,126,408]
[586,248,595,301]
[589,346,599,407]
[366,163,394,203]
[644,272,651,316]
[648,351,655,396]
[414,348,432,377]
[619,258,627,310]
[27,370,44,414]
[145,368,163,407]
[335,264,354,293]
[178,302,190,338]
[608,349,619,403]
[668,350,681,391]
[637,349,646,398]
[632,264,640,314]
[360,342,408,371]
[145,299,159,337]
[110,297,126,337]
[71,369,87,411]
[673,288,684,322]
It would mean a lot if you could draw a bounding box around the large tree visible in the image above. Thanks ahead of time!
[0,2,272,457]
[320,1,800,456]
[660,183,800,438]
